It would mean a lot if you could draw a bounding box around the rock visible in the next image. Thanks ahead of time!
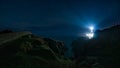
[0,31,67,68]
[0,29,13,34]
[0,31,32,45]
[43,38,66,56]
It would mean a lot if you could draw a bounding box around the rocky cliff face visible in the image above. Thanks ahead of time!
[72,25,120,68]
[0,31,68,68]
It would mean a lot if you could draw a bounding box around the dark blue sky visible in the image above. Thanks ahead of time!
[0,0,120,37]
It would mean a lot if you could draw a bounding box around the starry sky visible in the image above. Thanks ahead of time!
[0,0,120,38]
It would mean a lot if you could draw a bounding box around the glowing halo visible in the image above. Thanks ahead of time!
[89,26,94,32]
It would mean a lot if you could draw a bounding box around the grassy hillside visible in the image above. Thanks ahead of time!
[0,31,77,68]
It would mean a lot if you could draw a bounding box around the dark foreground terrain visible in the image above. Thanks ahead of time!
[0,25,120,68]
[0,30,74,68]
[72,25,120,68]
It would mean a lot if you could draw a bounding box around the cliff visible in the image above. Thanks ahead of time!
[0,30,70,68]
[72,25,120,68]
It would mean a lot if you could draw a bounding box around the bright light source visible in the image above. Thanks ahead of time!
[84,25,95,39]
[89,26,94,31]
[86,33,94,39]
[89,26,94,32]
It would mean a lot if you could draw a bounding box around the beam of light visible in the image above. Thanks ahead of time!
[89,26,94,32]
[86,33,94,39]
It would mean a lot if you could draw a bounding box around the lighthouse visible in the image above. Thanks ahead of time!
[86,26,94,39]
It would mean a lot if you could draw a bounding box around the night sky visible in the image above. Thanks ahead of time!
[0,0,120,40]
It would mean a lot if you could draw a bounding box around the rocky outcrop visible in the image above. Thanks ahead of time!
[0,29,13,34]
[0,30,67,68]
[43,38,66,56]
[0,31,32,45]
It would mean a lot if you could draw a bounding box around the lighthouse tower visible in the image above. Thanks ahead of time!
[86,26,94,39]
